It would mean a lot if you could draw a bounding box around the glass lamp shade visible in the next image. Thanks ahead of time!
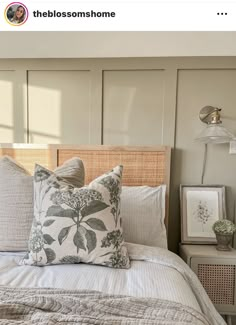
[195,124,234,144]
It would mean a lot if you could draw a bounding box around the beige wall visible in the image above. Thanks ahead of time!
[1,32,236,58]
[0,57,236,253]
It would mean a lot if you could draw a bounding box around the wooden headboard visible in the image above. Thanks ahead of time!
[0,144,171,228]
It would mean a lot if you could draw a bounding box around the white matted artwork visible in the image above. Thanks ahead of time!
[180,185,226,244]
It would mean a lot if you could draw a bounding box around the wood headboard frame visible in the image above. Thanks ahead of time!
[0,144,171,231]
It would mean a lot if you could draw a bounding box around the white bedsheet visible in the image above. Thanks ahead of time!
[0,247,201,313]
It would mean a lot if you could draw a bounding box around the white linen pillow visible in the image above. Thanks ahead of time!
[0,156,85,252]
[120,185,167,248]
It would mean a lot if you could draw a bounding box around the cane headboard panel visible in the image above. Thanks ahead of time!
[0,144,171,228]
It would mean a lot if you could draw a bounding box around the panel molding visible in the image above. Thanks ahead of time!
[2,57,236,70]
[1,58,236,253]
[102,69,165,145]
[0,69,27,143]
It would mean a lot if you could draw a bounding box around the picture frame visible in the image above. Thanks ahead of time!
[180,185,226,244]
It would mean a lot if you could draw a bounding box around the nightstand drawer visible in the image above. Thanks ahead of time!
[191,257,236,314]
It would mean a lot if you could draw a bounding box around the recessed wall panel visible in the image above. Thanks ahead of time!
[28,71,91,144]
[176,69,236,184]
[103,70,164,145]
[0,71,26,142]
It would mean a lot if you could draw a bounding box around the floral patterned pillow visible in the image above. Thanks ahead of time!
[21,164,130,269]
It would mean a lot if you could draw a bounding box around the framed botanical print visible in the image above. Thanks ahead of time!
[180,185,226,244]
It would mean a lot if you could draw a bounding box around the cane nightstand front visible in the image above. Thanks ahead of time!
[180,244,236,322]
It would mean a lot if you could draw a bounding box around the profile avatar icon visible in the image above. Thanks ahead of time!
[5,2,28,26]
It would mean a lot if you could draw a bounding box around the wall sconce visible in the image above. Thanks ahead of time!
[195,106,234,144]
[195,106,234,184]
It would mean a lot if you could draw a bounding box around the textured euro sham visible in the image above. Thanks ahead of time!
[0,156,33,251]
[0,156,85,252]
[21,165,130,269]
[121,185,167,248]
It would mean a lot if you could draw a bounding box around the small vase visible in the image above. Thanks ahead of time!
[215,233,233,251]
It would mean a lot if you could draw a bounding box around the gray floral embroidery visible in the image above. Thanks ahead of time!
[28,219,57,265]
[51,188,103,209]
[48,187,109,254]
[59,256,81,264]
[107,249,129,268]
[34,165,51,182]
[99,174,121,226]
[29,228,44,253]
[101,230,123,249]
[29,187,109,264]
[47,175,65,189]
[28,167,58,265]
[101,230,129,268]
[24,165,130,268]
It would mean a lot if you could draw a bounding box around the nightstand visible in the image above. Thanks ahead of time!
[180,244,236,324]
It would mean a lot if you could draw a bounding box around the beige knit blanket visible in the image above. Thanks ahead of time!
[0,286,211,324]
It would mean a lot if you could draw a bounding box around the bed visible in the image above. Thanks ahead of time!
[0,144,225,324]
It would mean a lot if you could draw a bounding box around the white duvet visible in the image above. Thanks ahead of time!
[0,243,225,324]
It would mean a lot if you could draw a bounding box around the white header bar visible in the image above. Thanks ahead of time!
[0,1,235,31]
